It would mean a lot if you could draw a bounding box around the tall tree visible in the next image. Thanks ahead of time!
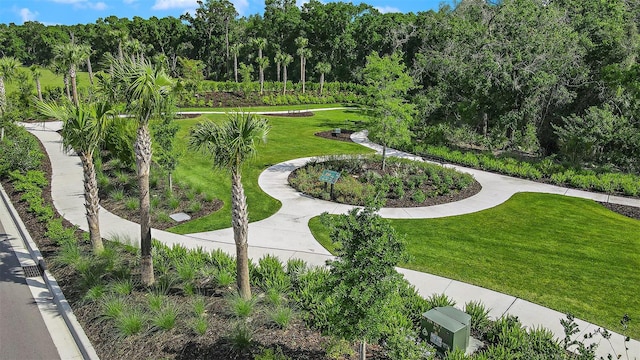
[54,42,91,106]
[281,54,293,95]
[0,56,21,141]
[295,36,310,93]
[189,112,270,299]
[362,51,416,170]
[321,205,410,360]
[315,61,331,95]
[29,65,43,101]
[109,55,174,286]
[253,37,268,94]
[36,100,114,254]
[181,0,238,79]
[230,43,241,82]
[0,57,20,116]
[274,50,284,82]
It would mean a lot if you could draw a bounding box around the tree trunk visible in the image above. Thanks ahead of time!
[483,112,488,138]
[359,339,367,360]
[86,57,94,86]
[80,153,104,253]
[35,78,43,101]
[276,63,281,82]
[260,68,264,95]
[0,77,6,112]
[168,172,173,195]
[232,170,251,299]
[382,144,387,171]
[70,66,79,106]
[64,75,71,102]
[234,54,238,83]
[301,56,305,94]
[320,72,325,95]
[283,66,288,95]
[135,123,154,286]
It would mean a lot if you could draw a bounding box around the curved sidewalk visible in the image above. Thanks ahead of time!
[23,121,639,359]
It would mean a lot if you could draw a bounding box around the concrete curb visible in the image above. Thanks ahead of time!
[0,184,99,360]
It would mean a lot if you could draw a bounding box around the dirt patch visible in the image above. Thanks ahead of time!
[315,129,355,142]
[263,111,314,117]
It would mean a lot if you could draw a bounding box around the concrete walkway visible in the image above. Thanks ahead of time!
[23,121,639,359]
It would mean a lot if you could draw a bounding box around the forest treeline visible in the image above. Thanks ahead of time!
[2,0,640,172]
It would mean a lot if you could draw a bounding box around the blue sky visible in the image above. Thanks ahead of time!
[0,0,451,26]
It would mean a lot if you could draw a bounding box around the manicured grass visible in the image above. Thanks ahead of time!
[6,67,92,94]
[167,109,373,234]
[178,104,354,112]
[309,192,640,339]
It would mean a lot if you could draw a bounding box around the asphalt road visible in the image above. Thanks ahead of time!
[0,219,60,360]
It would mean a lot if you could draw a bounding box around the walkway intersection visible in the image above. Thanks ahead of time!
[23,120,639,359]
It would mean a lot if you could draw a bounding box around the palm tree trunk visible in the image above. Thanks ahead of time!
[300,56,305,94]
[70,66,79,106]
[234,54,238,83]
[64,75,71,102]
[259,66,264,95]
[35,78,43,101]
[276,63,281,82]
[86,57,94,86]
[0,77,5,141]
[80,153,104,253]
[135,123,154,286]
[283,66,287,95]
[359,339,367,360]
[0,77,6,112]
[232,170,251,299]
[320,72,325,95]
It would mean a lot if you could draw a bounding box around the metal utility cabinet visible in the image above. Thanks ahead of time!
[421,306,471,354]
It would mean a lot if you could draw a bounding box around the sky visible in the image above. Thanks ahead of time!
[0,0,452,26]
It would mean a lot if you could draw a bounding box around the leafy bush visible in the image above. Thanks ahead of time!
[464,300,491,335]
[425,293,456,309]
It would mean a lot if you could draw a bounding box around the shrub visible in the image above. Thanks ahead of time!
[269,307,293,329]
[228,321,253,351]
[426,293,456,309]
[464,300,491,335]
[411,190,426,203]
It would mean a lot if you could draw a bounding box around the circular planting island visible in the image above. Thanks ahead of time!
[289,155,481,207]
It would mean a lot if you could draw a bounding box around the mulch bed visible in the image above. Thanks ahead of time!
[315,129,355,142]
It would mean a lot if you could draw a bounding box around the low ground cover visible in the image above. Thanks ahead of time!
[310,192,640,340]
[289,155,479,207]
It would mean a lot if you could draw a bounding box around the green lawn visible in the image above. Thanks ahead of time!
[6,67,92,94]
[167,109,373,234]
[309,192,640,339]
[178,104,354,112]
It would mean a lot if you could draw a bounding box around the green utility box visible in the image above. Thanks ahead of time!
[421,306,471,354]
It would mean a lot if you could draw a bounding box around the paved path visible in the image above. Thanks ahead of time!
[23,121,639,359]
[0,184,83,359]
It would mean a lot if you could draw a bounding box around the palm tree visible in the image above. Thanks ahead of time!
[30,64,43,101]
[295,37,310,94]
[189,112,270,299]
[230,43,241,82]
[315,62,331,95]
[109,55,174,286]
[54,43,91,106]
[274,51,284,83]
[253,38,267,94]
[282,54,293,95]
[36,100,114,254]
[256,57,269,95]
[0,56,21,115]
[0,56,21,141]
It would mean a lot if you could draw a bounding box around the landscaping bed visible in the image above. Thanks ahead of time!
[289,155,480,208]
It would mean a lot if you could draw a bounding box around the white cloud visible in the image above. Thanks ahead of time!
[19,8,39,22]
[48,0,108,10]
[375,5,401,13]
[232,0,249,15]
[152,0,197,10]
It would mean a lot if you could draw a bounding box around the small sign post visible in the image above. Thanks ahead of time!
[319,170,341,200]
